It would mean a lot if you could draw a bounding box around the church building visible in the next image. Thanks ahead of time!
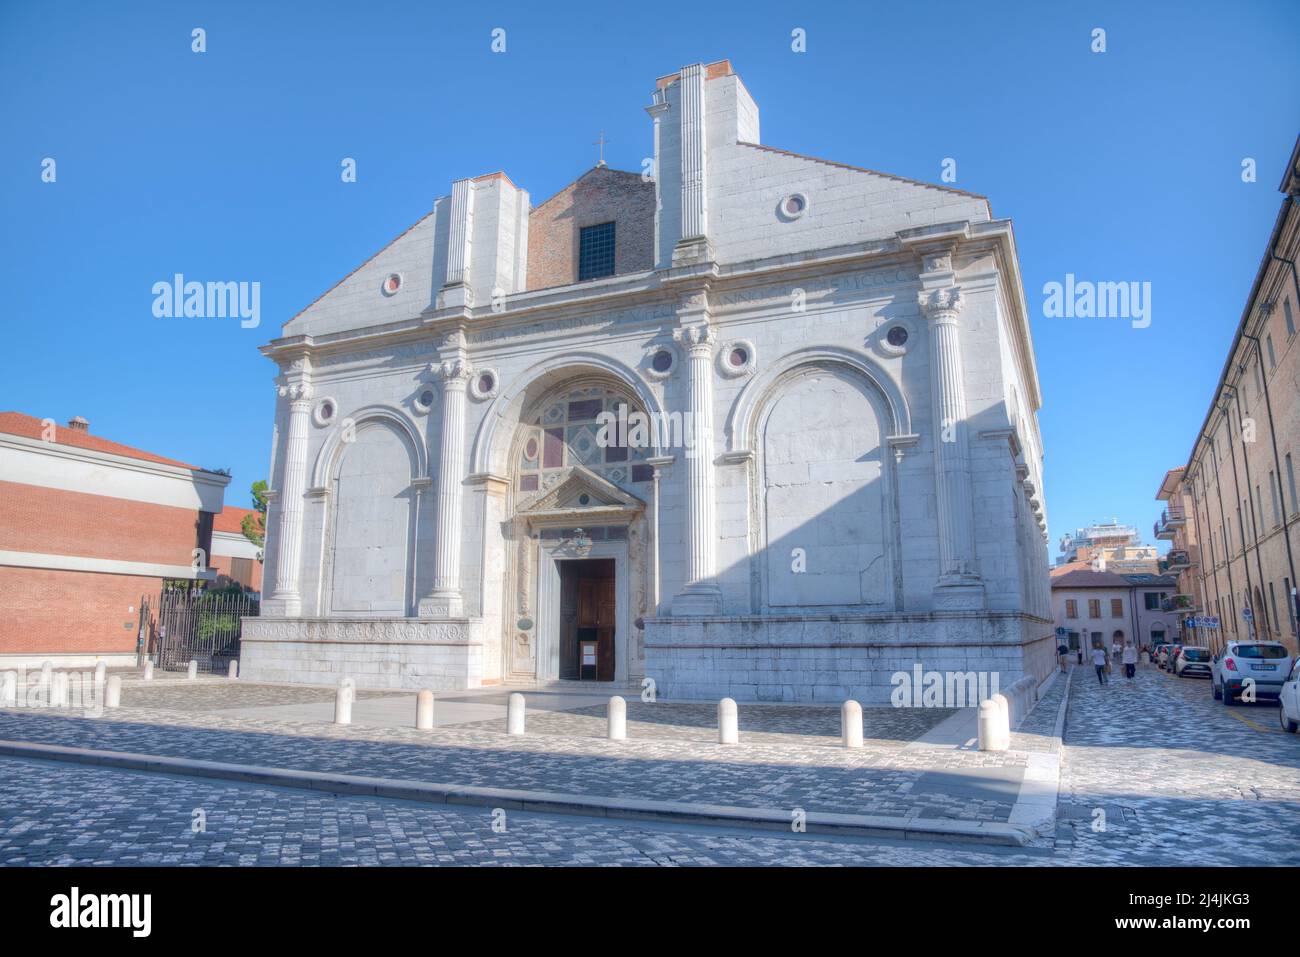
[243,60,1053,702]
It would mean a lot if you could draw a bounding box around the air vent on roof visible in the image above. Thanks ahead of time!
[67,416,89,433]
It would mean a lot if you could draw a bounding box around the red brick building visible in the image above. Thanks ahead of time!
[0,412,230,667]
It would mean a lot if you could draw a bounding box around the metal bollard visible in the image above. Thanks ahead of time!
[93,661,107,690]
[143,661,154,681]
[228,660,239,680]
[187,660,198,680]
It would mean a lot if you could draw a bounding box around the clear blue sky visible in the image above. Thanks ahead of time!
[3,0,1297,553]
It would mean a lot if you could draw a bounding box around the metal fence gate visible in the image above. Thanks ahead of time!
[142,588,258,675]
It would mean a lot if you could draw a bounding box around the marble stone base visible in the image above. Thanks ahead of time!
[240,617,484,691]
[643,612,1054,704]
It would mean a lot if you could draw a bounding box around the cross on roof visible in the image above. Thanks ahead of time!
[593,130,609,167]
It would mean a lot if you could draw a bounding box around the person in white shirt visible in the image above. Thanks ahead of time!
[1092,645,1109,685]
[1121,639,1138,680]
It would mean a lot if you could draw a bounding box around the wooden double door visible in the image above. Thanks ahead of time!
[559,558,616,681]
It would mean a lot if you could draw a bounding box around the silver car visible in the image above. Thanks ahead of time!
[1212,641,1294,705]
[1174,645,1213,679]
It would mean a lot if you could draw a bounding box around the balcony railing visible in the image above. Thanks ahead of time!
[1161,594,1197,612]
[1164,549,1192,571]
[1154,507,1186,540]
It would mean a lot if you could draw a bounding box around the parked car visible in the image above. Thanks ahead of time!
[1280,659,1300,733]
[1158,643,1183,671]
[1174,645,1212,679]
[1212,641,1294,705]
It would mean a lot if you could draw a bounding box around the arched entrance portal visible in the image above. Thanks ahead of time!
[504,381,653,684]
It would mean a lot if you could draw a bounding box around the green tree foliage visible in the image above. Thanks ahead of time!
[241,480,269,557]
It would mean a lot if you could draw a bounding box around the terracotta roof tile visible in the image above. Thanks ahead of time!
[0,411,201,471]
[213,506,259,534]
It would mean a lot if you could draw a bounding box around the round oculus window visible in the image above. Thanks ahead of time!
[382,273,402,295]
[728,346,749,367]
[886,326,909,347]
[651,350,674,373]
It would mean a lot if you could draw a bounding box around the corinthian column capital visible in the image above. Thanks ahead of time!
[919,286,964,321]
[432,359,474,386]
[277,382,314,403]
[673,323,716,356]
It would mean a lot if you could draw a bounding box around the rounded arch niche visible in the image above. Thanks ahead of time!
[743,355,904,613]
[319,412,423,617]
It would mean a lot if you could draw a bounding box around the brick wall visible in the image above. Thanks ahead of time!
[0,566,152,654]
[0,480,200,565]
[526,167,654,291]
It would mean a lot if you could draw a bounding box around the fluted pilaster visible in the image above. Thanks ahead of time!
[420,356,472,617]
[922,286,985,609]
[672,318,722,615]
[266,380,313,616]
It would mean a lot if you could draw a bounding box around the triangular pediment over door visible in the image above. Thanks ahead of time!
[515,465,645,527]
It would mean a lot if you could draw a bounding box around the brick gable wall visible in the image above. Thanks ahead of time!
[526,168,654,291]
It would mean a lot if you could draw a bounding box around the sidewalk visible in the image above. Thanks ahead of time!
[0,676,1068,846]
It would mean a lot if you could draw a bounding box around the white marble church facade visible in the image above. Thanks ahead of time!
[243,60,1054,702]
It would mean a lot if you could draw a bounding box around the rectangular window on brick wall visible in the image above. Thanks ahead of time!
[1111,598,1124,618]
[578,222,616,281]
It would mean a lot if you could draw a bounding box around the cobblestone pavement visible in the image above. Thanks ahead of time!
[2,663,1297,865]
[0,757,1037,866]
[1052,664,1300,866]
[0,692,1020,824]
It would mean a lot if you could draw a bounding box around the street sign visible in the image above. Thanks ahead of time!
[1242,607,1253,620]
[1055,627,1067,635]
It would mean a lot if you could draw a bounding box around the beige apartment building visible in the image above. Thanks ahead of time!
[1156,134,1300,656]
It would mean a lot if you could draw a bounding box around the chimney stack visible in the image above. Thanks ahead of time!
[67,416,89,433]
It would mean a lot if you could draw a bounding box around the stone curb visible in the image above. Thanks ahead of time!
[0,738,1033,847]
[1006,667,1071,836]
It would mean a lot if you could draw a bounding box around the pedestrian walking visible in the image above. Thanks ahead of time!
[1121,637,1137,680]
[1057,639,1070,673]
[1092,644,1109,685]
